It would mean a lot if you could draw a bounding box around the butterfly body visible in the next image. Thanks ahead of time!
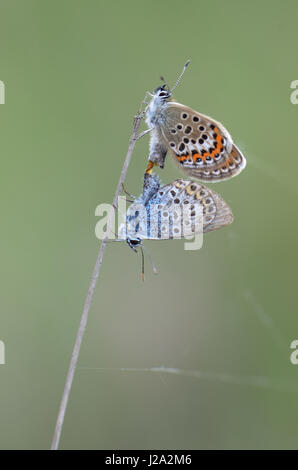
[126,236,142,251]
[145,85,246,182]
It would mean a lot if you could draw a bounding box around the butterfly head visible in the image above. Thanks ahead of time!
[153,84,172,101]
[154,60,190,99]
[126,236,142,252]
[146,61,190,126]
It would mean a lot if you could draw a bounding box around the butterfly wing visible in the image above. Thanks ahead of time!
[155,179,234,234]
[159,102,246,182]
[122,178,233,240]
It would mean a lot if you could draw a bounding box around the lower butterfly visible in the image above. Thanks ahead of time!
[112,174,233,279]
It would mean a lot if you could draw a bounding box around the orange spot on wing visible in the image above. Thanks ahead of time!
[192,153,203,162]
[201,126,224,161]
[177,127,225,165]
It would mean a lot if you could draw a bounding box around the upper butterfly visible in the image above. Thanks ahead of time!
[145,61,246,182]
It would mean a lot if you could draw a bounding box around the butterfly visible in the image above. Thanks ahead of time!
[115,173,233,279]
[144,61,246,182]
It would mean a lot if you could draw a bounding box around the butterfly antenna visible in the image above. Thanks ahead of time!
[142,244,158,275]
[160,75,170,92]
[170,59,191,94]
[140,246,145,282]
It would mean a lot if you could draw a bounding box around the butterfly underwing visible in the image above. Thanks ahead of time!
[145,77,246,182]
[118,173,234,248]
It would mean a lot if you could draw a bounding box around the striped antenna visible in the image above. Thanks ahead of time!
[170,60,190,94]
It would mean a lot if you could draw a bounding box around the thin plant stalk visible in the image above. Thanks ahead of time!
[50,112,144,450]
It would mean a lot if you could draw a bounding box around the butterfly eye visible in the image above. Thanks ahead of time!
[129,238,140,245]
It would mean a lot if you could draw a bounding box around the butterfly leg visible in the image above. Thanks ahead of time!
[142,91,153,106]
[138,91,154,115]
[134,127,154,141]
[121,183,136,200]
[119,195,134,203]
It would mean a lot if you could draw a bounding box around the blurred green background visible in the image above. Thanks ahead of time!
[0,0,298,450]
